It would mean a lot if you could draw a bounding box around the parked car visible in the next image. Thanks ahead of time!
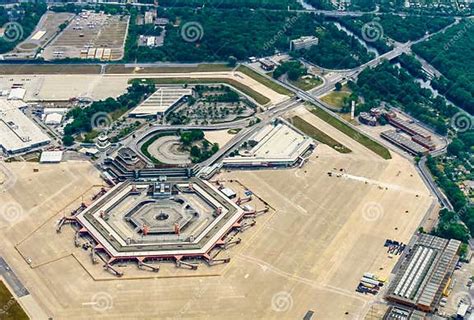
[439,297,447,307]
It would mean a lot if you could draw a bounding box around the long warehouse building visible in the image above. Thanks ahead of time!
[386,234,461,312]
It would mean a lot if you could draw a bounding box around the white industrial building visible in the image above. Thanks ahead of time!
[40,150,63,163]
[0,99,51,155]
[8,88,26,100]
[129,87,192,118]
[42,107,67,125]
[223,119,315,168]
[44,113,63,125]
[290,36,319,51]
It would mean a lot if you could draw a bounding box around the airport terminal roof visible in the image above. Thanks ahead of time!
[223,121,314,165]
[130,87,192,117]
[0,99,51,154]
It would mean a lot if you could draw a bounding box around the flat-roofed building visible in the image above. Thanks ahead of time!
[8,88,26,100]
[386,234,461,312]
[259,59,276,71]
[0,99,51,155]
[40,150,63,163]
[44,112,63,125]
[386,113,432,140]
[129,87,192,118]
[144,10,156,25]
[290,36,319,51]
[412,135,436,151]
[381,130,428,156]
[223,119,315,168]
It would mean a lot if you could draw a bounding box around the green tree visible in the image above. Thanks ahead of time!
[447,138,465,157]
[190,145,201,158]
[63,135,74,146]
[227,56,237,67]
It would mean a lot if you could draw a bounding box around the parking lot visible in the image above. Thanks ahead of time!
[43,11,129,61]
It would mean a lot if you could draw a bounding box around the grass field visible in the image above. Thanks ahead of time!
[106,64,232,74]
[237,65,294,96]
[0,64,101,74]
[321,86,352,110]
[289,76,323,91]
[0,282,28,320]
[306,103,392,159]
[0,64,232,75]
[138,77,271,105]
[291,116,351,153]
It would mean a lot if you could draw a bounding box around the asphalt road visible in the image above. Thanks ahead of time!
[0,257,29,298]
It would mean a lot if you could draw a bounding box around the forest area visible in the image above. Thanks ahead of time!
[0,3,46,53]
[413,19,474,115]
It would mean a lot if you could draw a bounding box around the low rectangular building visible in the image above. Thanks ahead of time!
[40,150,63,163]
[0,99,51,156]
[290,36,319,51]
[381,130,428,156]
[259,59,276,71]
[387,113,432,140]
[8,88,26,100]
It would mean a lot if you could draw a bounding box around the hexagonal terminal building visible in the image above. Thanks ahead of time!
[65,177,252,275]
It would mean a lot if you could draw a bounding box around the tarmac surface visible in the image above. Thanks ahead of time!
[0,104,436,319]
[0,71,288,106]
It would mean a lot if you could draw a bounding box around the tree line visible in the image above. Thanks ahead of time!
[413,20,474,115]
[63,83,155,145]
